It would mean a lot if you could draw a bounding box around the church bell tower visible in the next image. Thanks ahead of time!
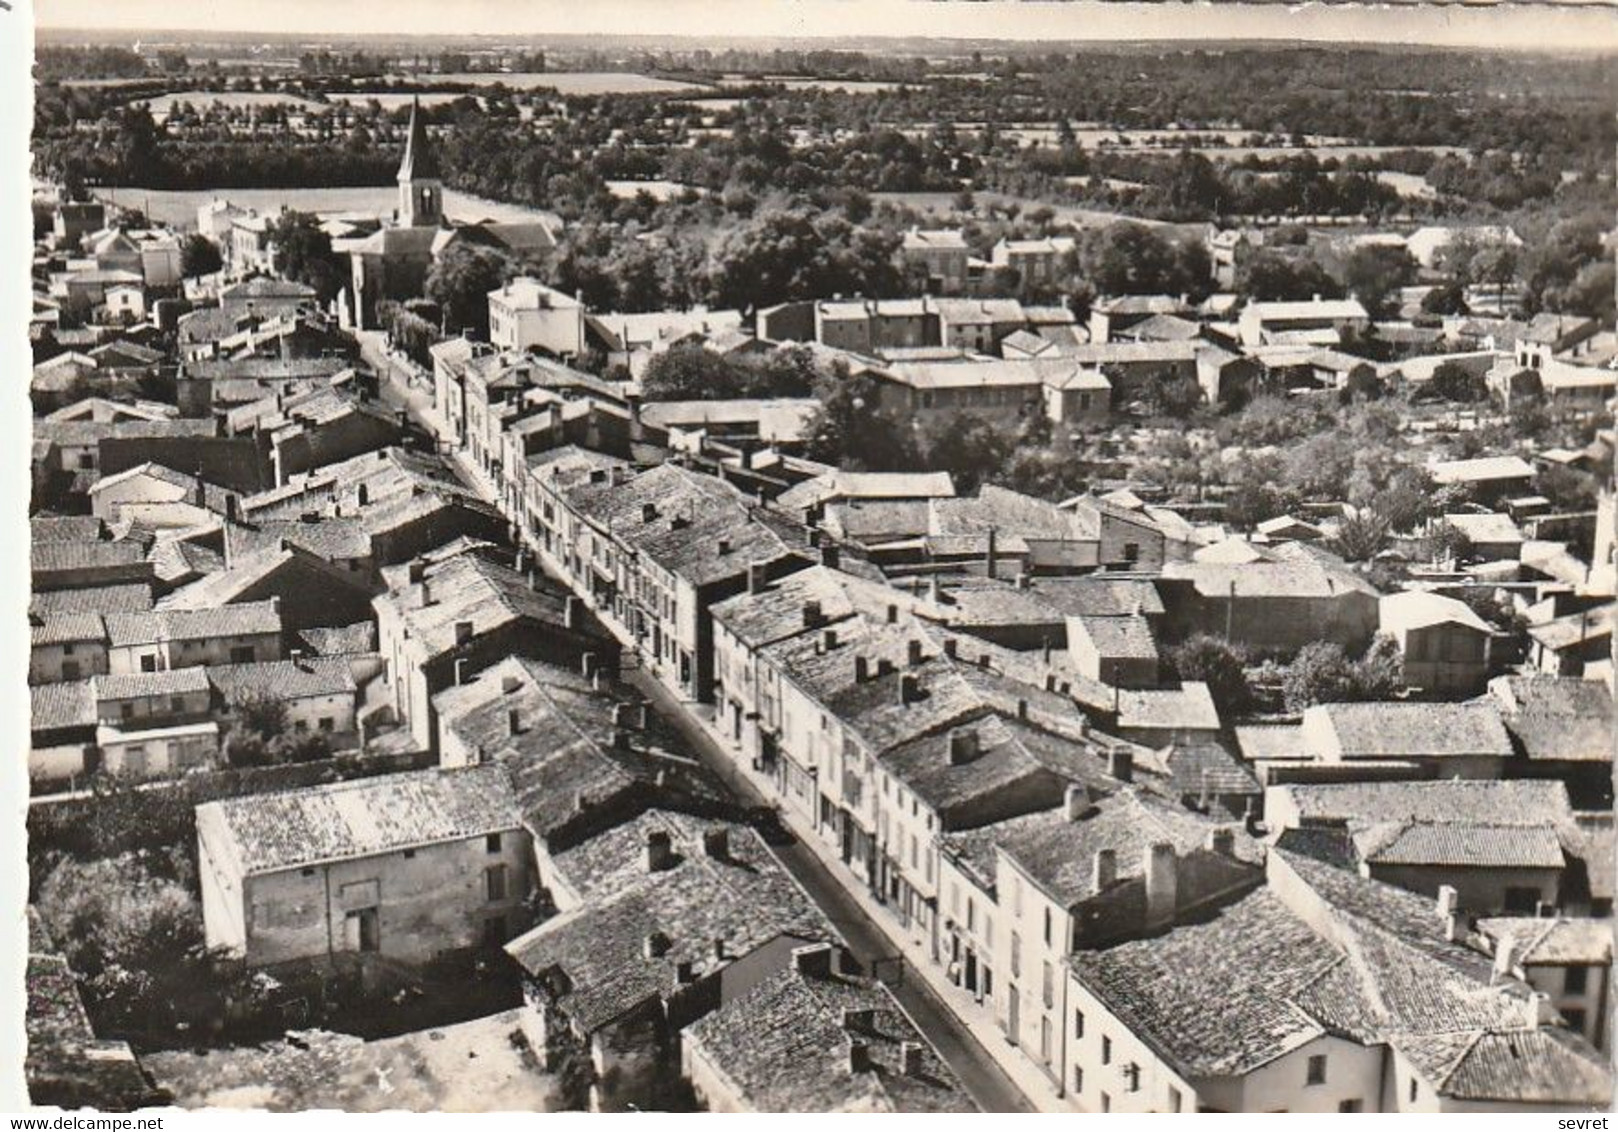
[397,97,443,228]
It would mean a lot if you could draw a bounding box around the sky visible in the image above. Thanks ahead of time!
[30,0,1618,52]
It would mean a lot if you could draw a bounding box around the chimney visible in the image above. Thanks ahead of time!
[847,1039,872,1076]
[1109,748,1133,783]
[906,639,924,667]
[613,727,632,751]
[712,937,727,961]
[943,636,958,659]
[792,943,835,978]
[948,727,980,765]
[747,562,768,595]
[803,600,824,628]
[854,655,870,683]
[454,620,473,646]
[985,526,998,580]
[899,1042,925,1077]
[703,827,730,859]
[501,674,521,694]
[1209,827,1235,857]
[507,708,521,736]
[1093,847,1118,890]
[641,502,659,523]
[822,627,839,652]
[1436,885,1459,921]
[1017,698,1029,720]
[1065,783,1087,821]
[841,1007,875,1034]
[644,829,674,872]
[643,931,671,959]
[886,603,898,625]
[408,560,426,584]
[1016,572,1031,590]
[674,960,696,985]
[1492,937,1516,982]
[820,543,840,570]
[717,537,732,556]
[1145,842,1178,928]
[357,482,369,507]
[225,493,239,522]
[899,672,922,705]
[581,652,598,678]
[564,596,583,632]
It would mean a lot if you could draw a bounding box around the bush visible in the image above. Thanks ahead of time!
[1168,635,1251,715]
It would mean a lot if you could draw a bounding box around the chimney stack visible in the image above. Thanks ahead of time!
[906,639,924,667]
[854,655,870,683]
[899,672,922,705]
[713,937,727,961]
[507,708,521,736]
[408,560,426,584]
[1065,783,1087,821]
[886,603,898,625]
[454,657,470,686]
[822,627,839,652]
[803,600,824,628]
[943,636,958,659]
[1093,848,1118,890]
[563,596,583,632]
[792,943,835,978]
[948,727,980,765]
[820,543,840,570]
[1109,748,1133,783]
[703,827,730,860]
[899,1042,924,1077]
[847,1039,872,1076]
[747,562,768,595]
[645,829,674,872]
[985,526,998,580]
[1145,842,1178,929]
[643,931,671,959]
[581,652,598,678]
[1209,827,1236,857]
[455,620,473,646]
[1436,885,1459,921]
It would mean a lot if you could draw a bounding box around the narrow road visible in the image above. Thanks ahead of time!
[625,667,1036,1114]
[375,361,1036,1112]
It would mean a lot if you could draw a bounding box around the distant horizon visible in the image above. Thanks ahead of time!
[31,0,1618,54]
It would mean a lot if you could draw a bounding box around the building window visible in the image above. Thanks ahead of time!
[483,914,507,946]
[1565,1008,1588,1034]
[1044,907,1053,946]
[301,867,316,877]
[1101,1036,1111,1065]
[140,655,158,673]
[1306,1055,1327,1085]
[485,864,508,902]
[1566,966,1589,994]
[1042,961,1054,1009]
[486,832,503,854]
[120,702,135,720]
[1073,1009,1085,1038]
[1339,1100,1363,1113]
[1010,931,1021,978]
[230,645,255,663]
[1100,1092,1111,1113]
[1073,1065,1084,1094]
[402,848,416,859]
[318,717,335,732]
[1168,1086,1183,1112]
[1409,1078,1419,1104]
[1123,542,1140,563]
[1125,1063,1141,1093]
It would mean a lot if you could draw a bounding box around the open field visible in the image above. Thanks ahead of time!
[326,92,480,109]
[92,186,563,231]
[135,90,325,119]
[604,179,703,201]
[400,71,710,94]
[873,190,1177,230]
[717,76,910,94]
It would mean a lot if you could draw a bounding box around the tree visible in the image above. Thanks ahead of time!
[180,233,223,279]
[1169,635,1251,715]
[805,364,917,471]
[641,344,746,401]
[920,414,1013,493]
[223,690,330,766]
[1330,512,1391,562]
[265,210,345,302]
[1136,370,1205,420]
[1426,361,1489,403]
[1420,280,1468,317]
[1341,245,1416,318]
[1282,642,1360,711]
[1418,520,1474,566]
[426,243,515,337]
[1235,250,1341,303]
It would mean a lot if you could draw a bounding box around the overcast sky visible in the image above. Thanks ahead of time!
[31,0,1618,52]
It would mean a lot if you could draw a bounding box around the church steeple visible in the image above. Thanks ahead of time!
[397,97,442,228]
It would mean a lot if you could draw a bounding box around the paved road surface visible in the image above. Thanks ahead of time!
[625,667,1037,1114]
[374,359,1036,1112]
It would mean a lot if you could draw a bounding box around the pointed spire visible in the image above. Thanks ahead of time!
[397,96,441,182]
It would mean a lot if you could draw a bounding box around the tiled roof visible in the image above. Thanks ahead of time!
[379,552,586,658]
[1073,889,1337,1077]
[30,516,104,543]
[32,540,149,576]
[1164,740,1260,798]
[1419,1029,1612,1106]
[777,471,955,511]
[1023,577,1163,618]
[682,962,975,1112]
[103,600,281,647]
[1115,683,1220,731]
[1486,675,1613,764]
[1428,456,1536,485]
[29,612,106,647]
[1273,779,1573,826]
[31,681,97,733]
[1070,613,1158,660]
[506,809,832,1033]
[296,622,375,656]
[206,657,357,703]
[1355,821,1565,869]
[1476,917,1613,967]
[929,484,1095,542]
[93,668,212,702]
[200,766,519,875]
[30,584,153,615]
[1311,701,1515,759]
[1379,590,1492,634]
[1161,560,1378,600]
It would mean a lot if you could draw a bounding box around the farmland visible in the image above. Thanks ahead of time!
[91,185,563,231]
